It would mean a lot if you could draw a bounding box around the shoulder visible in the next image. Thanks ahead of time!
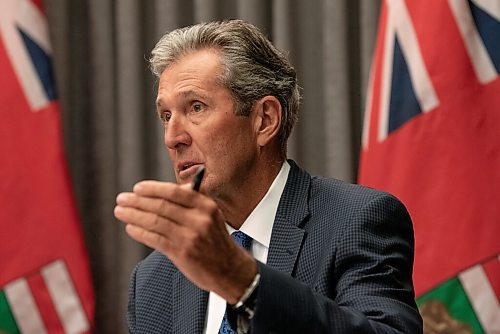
[128,251,176,332]
[130,251,177,309]
[309,175,412,231]
[287,159,392,202]
[311,175,390,204]
[285,159,410,223]
[311,175,408,214]
[132,251,176,292]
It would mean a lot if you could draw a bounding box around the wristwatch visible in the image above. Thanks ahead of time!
[232,272,260,320]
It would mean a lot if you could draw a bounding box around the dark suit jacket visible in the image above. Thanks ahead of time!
[127,160,423,333]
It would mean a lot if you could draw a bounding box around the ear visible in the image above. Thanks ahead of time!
[254,96,282,147]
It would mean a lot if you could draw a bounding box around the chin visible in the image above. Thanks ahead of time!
[203,180,227,200]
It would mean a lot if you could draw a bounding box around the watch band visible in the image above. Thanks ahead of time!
[232,272,260,319]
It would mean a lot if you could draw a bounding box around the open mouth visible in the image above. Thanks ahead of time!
[180,163,195,171]
[178,162,203,176]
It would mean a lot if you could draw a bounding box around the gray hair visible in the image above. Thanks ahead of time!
[150,20,300,157]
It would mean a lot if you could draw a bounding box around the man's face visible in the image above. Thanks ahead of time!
[156,49,260,200]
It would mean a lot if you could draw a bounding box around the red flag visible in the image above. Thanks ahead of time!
[359,0,499,332]
[0,0,94,332]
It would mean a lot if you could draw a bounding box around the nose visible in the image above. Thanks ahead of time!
[164,114,191,149]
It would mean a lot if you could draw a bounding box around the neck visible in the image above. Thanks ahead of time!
[216,156,284,229]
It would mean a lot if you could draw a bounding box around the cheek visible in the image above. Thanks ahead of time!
[198,116,256,165]
[210,134,255,170]
[166,147,176,160]
[203,137,228,165]
[199,132,234,170]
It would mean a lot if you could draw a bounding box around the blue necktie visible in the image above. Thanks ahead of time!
[218,231,252,334]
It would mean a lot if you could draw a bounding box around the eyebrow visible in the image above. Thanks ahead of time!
[178,90,209,101]
[156,90,210,110]
[155,100,165,111]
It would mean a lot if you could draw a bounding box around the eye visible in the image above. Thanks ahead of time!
[192,102,204,113]
[159,111,171,123]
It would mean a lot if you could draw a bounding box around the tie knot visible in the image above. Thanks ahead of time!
[231,231,252,251]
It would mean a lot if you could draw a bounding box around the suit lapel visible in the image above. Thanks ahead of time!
[170,161,310,331]
[266,160,309,275]
[172,270,209,333]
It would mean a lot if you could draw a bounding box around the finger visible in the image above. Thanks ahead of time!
[116,192,208,228]
[125,224,171,254]
[116,192,165,212]
[128,182,218,227]
[133,181,200,208]
[114,205,181,237]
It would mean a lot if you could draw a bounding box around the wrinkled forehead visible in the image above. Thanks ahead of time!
[157,49,228,95]
[155,50,232,107]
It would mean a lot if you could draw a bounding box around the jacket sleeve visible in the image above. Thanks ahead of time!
[127,263,139,333]
[250,193,423,334]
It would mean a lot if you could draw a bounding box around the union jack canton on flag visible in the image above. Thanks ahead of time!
[359,1,500,333]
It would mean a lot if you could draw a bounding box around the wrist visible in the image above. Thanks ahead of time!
[221,251,258,304]
[231,272,260,320]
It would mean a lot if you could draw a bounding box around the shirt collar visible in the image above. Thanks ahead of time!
[227,161,290,249]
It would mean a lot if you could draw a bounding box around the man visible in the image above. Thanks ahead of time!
[114,20,422,333]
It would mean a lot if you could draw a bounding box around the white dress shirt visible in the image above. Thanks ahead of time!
[203,161,290,334]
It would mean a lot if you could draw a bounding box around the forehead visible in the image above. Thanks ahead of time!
[161,49,223,86]
[156,49,226,107]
